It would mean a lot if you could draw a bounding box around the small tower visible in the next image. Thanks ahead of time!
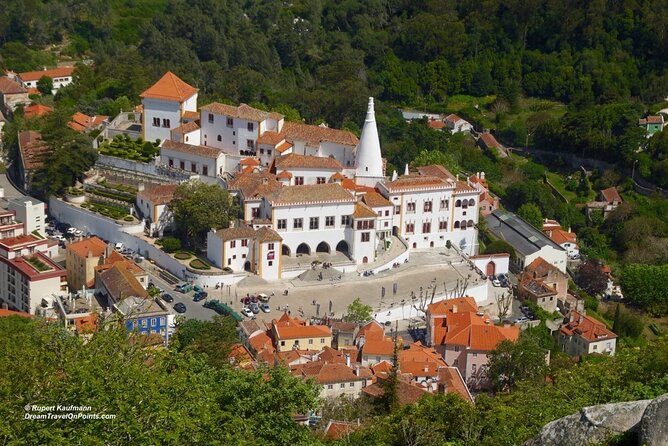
[355,97,385,187]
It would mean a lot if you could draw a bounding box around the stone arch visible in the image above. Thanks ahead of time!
[335,240,349,254]
[244,261,252,272]
[363,256,369,263]
[454,221,460,229]
[455,199,462,207]
[467,219,475,228]
[316,241,331,253]
[468,198,475,207]
[282,244,291,256]
[296,243,311,255]
[486,261,496,276]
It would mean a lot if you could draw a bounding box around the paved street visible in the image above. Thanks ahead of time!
[146,267,219,321]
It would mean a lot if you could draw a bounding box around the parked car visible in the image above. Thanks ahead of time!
[241,307,254,318]
[161,293,174,303]
[257,293,270,303]
[115,242,124,251]
[74,230,83,237]
[520,305,530,314]
[173,303,187,313]
[193,291,207,302]
[67,227,77,234]
[514,316,529,324]
[175,282,193,293]
[249,303,260,314]
[492,277,501,287]
[260,302,270,313]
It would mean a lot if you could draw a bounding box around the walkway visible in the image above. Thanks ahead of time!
[358,235,407,272]
[0,171,27,199]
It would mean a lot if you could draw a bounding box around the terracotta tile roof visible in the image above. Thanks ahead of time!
[341,178,376,193]
[0,308,32,318]
[0,77,27,94]
[312,363,372,384]
[445,113,462,124]
[170,121,200,134]
[427,297,478,316]
[257,131,285,145]
[23,104,53,118]
[255,226,282,242]
[27,88,40,96]
[267,183,355,206]
[399,342,447,377]
[324,421,360,440]
[353,202,377,219]
[361,191,392,208]
[524,257,563,278]
[370,360,393,376]
[249,330,274,354]
[240,157,260,167]
[67,236,107,259]
[276,141,293,153]
[639,115,664,125]
[99,263,148,301]
[542,219,561,231]
[69,112,108,133]
[546,228,577,246]
[18,67,74,82]
[316,346,350,364]
[200,102,277,122]
[559,311,617,342]
[382,174,450,193]
[140,71,198,102]
[417,164,456,180]
[362,376,429,406]
[600,187,623,204]
[137,184,177,206]
[356,320,385,341]
[161,139,222,159]
[361,337,396,356]
[281,121,359,147]
[438,367,473,402]
[330,321,357,333]
[454,180,478,193]
[520,277,557,297]
[443,312,519,350]
[274,153,343,170]
[428,119,445,130]
[479,132,501,148]
[272,312,332,340]
[228,343,255,369]
[276,170,292,179]
[182,110,199,120]
[331,172,346,181]
[94,254,144,278]
[228,171,281,199]
[74,313,99,334]
[214,225,257,241]
[67,120,86,133]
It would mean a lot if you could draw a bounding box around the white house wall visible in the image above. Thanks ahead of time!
[143,98,182,143]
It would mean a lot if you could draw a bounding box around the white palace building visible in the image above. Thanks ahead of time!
[137,72,483,280]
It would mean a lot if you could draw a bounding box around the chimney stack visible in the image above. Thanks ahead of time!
[354,365,360,376]
[451,304,458,314]
[345,353,350,367]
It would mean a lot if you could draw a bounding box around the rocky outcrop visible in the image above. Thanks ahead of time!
[640,393,668,446]
[523,392,668,446]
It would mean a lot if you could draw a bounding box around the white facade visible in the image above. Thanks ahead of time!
[8,197,46,235]
[207,226,282,280]
[0,254,66,314]
[355,97,385,187]
[160,141,226,178]
[143,98,185,143]
[445,115,473,133]
[276,167,341,186]
[521,246,568,273]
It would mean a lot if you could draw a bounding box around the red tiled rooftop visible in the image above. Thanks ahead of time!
[18,67,74,82]
[140,71,198,102]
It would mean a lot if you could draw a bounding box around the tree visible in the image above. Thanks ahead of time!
[345,298,372,323]
[608,305,644,339]
[621,264,668,315]
[160,236,181,253]
[576,259,609,296]
[170,180,239,246]
[496,292,513,321]
[36,75,53,95]
[486,333,547,392]
[484,240,516,262]
[518,203,543,228]
[173,316,239,367]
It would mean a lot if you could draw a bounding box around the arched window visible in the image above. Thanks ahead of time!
[462,200,468,209]
[454,221,460,229]
[468,198,475,207]
[217,135,222,141]
[455,200,461,207]
[468,219,475,228]
[461,220,467,229]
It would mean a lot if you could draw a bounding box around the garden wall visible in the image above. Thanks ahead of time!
[97,154,158,176]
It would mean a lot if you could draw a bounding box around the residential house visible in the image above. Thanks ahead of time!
[330,321,357,349]
[269,312,332,353]
[17,131,52,191]
[15,67,75,92]
[362,374,430,406]
[293,361,372,399]
[542,219,579,259]
[66,236,108,290]
[0,252,67,314]
[557,311,617,357]
[485,209,568,272]
[468,172,499,217]
[444,114,473,133]
[638,115,665,136]
[114,295,170,345]
[160,139,228,178]
[478,132,501,151]
[587,187,623,221]
[426,296,478,348]
[170,121,201,146]
[272,153,343,186]
[140,71,198,143]
[356,320,399,366]
[518,257,569,313]
[23,104,53,118]
[136,184,178,237]
[67,112,108,133]
[0,76,29,112]
[93,250,148,290]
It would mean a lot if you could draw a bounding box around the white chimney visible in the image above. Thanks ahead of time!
[354,365,360,376]
[481,172,485,180]
[404,164,409,176]
[345,353,351,367]
[452,304,458,314]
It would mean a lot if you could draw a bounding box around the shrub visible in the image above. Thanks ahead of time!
[162,237,182,253]
[123,216,134,222]
[174,251,192,260]
[189,259,211,270]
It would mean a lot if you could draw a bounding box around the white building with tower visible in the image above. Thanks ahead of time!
[354,97,386,187]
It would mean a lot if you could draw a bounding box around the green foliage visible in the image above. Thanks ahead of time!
[576,259,609,297]
[160,236,181,253]
[189,258,211,270]
[621,264,668,315]
[0,317,319,445]
[86,202,129,220]
[171,180,238,246]
[484,239,516,262]
[609,305,645,339]
[174,251,192,260]
[36,75,53,95]
[173,316,239,368]
[487,332,548,392]
[344,298,372,323]
[99,135,159,163]
[517,203,543,228]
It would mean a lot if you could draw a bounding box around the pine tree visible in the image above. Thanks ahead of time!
[612,304,622,334]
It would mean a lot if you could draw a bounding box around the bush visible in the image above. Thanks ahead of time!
[161,237,182,253]
[189,259,211,270]
[174,251,192,260]
[123,216,134,222]
[484,239,516,262]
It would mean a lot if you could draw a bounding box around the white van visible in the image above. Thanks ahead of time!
[115,243,124,251]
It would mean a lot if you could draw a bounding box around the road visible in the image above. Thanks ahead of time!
[146,268,219,321]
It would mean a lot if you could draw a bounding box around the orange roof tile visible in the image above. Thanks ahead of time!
[66,236,107,259]
[356,320,385,341]
[0,309,32,318]
[362,376,429,405]
[267,183,354,206]
[445,114,463,124]
[428,119,445,129]
[281,121,358,147]
[559,311,616,342]
[240,157,260,166]
[324,421,359,440]
[0,77,27,94]
[427,297,478,316]
[170,121,200,134]
[274,153,343,170]
[276,170,292,179]
[417,164,456,180]
[18,67,74,82]
[162,140,222,159]
[443,312,519,350]
[257,131,285,145]
[600,187,623,204]
[140,71,198,102]
[228,170,281,199]
[276,141,293,153]
[546,228,577,246]
[361,337,396,356]
[74,313,99,334]
[23,104,53,118]
[136,184,177,206]
[361,191,392,208]
[201,102,277,122]
[438,367,473,402]
[353,202,377,219]
[182,110,199,120]
[479,132,501,149]
[382,174,450,192]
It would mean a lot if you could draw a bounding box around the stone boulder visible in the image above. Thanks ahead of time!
[522,400,652,446]
[640,393,668,446]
